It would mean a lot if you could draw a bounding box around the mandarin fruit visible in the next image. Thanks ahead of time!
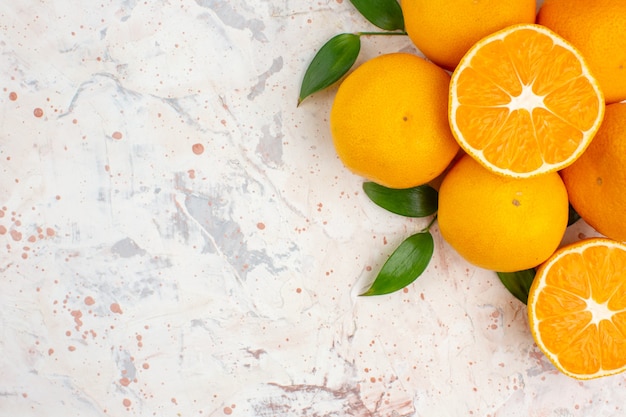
[528,238,626,379]
[402,0,535,70]
[438,154,568,272]
[448,24,605,178]
[329,53,459,189]
[561,103,626,242]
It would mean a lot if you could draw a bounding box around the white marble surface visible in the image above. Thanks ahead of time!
[2,1,625,416]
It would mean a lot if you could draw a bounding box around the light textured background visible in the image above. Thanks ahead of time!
[2,1,622,416]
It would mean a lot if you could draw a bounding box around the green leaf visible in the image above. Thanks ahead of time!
[568,203,581,226]
[496,268,536,305]
[361,231,434,296]
[349,0,405,31]
[363,182,438,217]
[298,33,360,105]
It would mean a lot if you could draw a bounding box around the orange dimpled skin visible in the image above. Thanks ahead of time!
[437,154,568,272]
[402,0,535,70]
[561,103,626,242]
[528,238,626,379]
[330,53,459,189]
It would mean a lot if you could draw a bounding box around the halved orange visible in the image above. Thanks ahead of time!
[449,23,605,178]
[528,238,626,380]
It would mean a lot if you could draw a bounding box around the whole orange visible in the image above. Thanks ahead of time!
[438,154,569,272]
[402,0,536,70]
[561,103,626,242]
[537,0,626,103]
[329,53,459,189]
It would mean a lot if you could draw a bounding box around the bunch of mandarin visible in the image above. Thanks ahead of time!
[328,0,626,380]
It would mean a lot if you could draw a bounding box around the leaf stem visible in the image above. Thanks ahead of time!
[421,214,438,233]
[357,31,408,37]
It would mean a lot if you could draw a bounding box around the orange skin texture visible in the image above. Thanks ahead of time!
[330,53,459,189]
[561,103,626,242]
[403,0,536,70]
[438,154,569,272]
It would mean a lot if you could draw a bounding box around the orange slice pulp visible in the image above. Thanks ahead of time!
[449,24,605,178]
[528,238,626,379]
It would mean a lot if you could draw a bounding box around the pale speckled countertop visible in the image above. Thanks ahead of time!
[1,1,625,416]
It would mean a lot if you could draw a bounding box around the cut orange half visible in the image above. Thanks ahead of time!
[528,238,626,380]
[449,24,605,178]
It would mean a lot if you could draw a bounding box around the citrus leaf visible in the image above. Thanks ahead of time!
[497,268,536,304]
[298,33,360,105]
[568,203,581,226]
[363,182,438,217]
[360,231,434,296]
[349,0,404,31]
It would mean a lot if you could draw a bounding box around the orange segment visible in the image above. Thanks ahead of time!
[558,324,601,375]
[533,286,588,320]
[609,287,626,312]
[528,238,626,379]
[449,24,605,178]
[531,109,582,164]
[599,319,626,371]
